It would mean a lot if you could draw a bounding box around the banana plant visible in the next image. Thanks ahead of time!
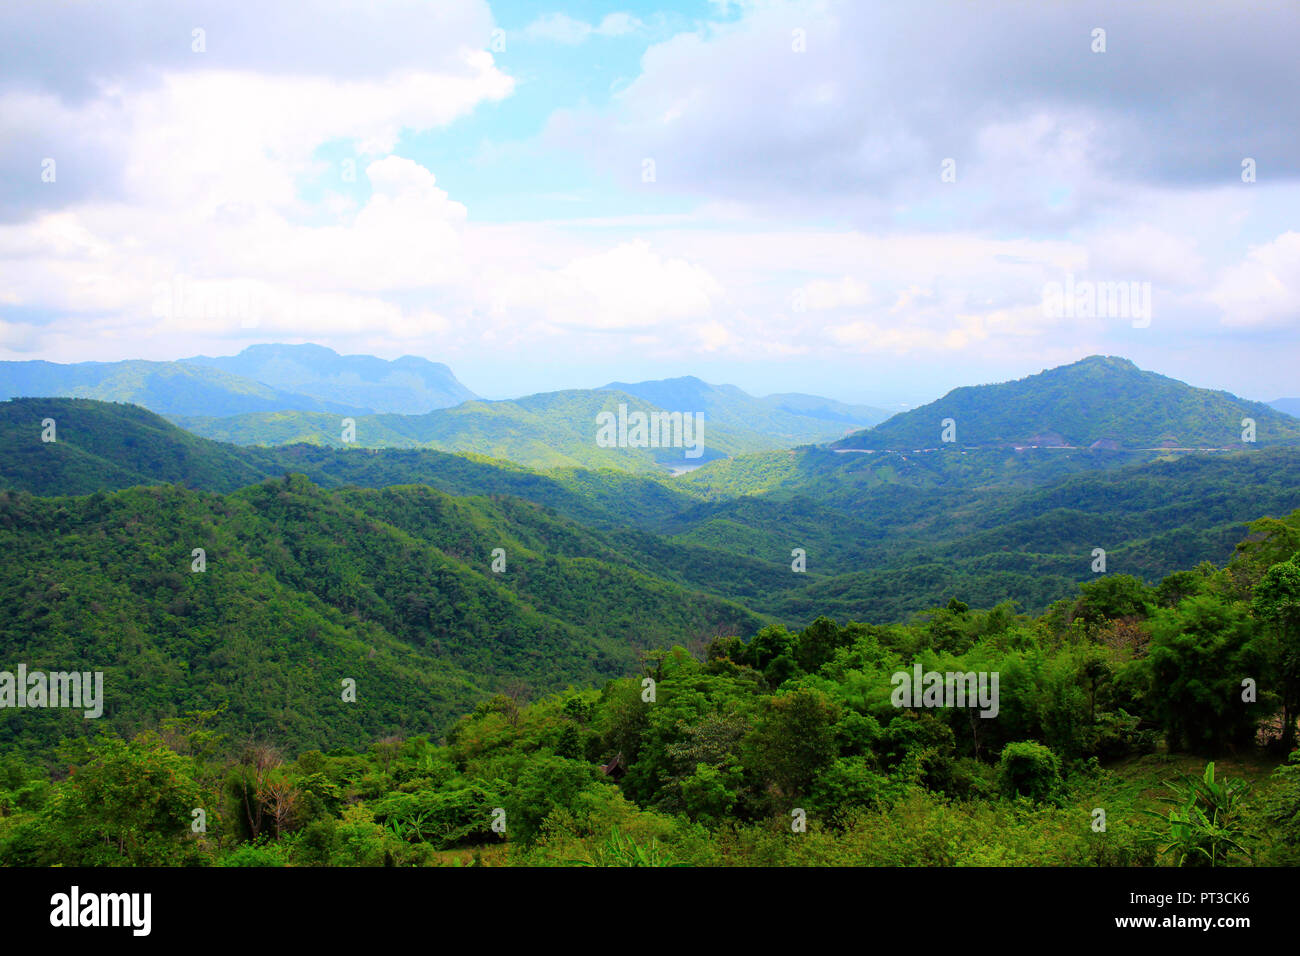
[568,827,690,867]
[1142,762,1251,866]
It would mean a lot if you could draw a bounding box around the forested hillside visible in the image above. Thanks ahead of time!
[0,477,761,756]
[7,397,1300,626]
[3,513,1298,867]
[602,374,890,440]
[169,386,876,471]
[835,356,1300,449]
[4,363,1300,869]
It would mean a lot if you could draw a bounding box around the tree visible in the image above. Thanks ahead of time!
[1252,553,1300,751]
[1230,511,1300,593]
[1073,574,1152,627]
[794,617,849,673]
[742,687,839,804]
[15,733,205,866]
[741,625,795,672]
[1145,595,1263,752]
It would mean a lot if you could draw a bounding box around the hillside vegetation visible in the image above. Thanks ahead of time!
[3,513,1298,867]
[835,356,1300,449]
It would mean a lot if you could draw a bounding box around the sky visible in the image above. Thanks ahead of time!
[1,0,1297,405]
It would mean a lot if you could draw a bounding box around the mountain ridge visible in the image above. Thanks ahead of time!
[833,355,1300,450]
[181,343,478,414]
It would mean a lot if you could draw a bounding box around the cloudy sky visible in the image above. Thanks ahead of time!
[1,0,1297,404]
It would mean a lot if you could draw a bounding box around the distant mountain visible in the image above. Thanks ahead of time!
[833,355,1300,450]
[0,397,710,530]
[183,343,477,414]
[0,358,364,417]
[170,376,889,473]
[601,375,890,440]
[1270,397,1300,418]
[170,389,753,472]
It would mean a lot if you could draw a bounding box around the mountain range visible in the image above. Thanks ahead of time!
[6,349,1294,474]
[0,344,476,418]
[1270,397,1300,418]
[1,345,891,472]
[5,352,1300,752]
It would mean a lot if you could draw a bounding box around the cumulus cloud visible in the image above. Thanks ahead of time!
[1210,232,1300,328]
[0,0,1296,400]
[550,0,1299,227]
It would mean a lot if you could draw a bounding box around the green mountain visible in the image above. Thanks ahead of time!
[0,358,364,417]
[8,510,1299,869]
[0,398,278,494]
[0,474,763,755]
[182,343,477,413]
[672,443,1300,622]
[7,397,1300,634]
[0,396,715,529]
[833,355,1300,450]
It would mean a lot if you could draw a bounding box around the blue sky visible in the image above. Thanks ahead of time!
[1,0,1298,406]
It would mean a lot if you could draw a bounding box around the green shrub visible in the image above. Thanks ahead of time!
[997,741,1063,804]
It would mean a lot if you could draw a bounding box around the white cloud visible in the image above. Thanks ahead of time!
[489,240,724,330]
[0,0,1295,388]
[0,47,511,358]
[1210,232,1300,328]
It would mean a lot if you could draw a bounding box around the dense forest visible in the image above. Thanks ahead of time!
[2,509,1299,866]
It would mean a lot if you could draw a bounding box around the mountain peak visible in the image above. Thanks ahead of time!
[1069,354,1138,370]
[833,356,1299,450]
[182,344,476,414]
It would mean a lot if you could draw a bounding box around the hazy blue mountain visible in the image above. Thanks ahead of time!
[0,358,364,417]
[833,355,1300,450]
[169,388,761,473]
[182,343,477,413]
[1269,397,1300,418]
[168,373,889,474]
[602,374,890,442]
